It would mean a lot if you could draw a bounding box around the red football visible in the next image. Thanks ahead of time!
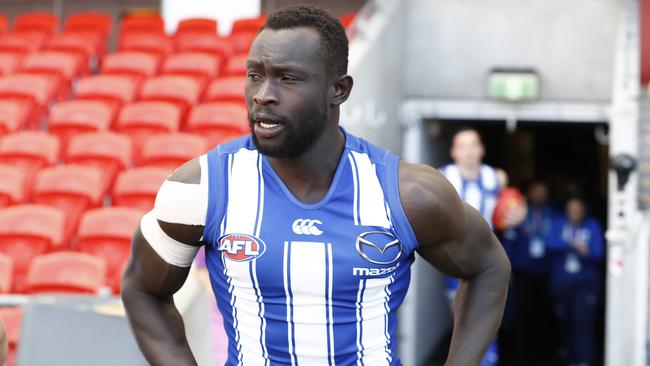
[492,187,525,230]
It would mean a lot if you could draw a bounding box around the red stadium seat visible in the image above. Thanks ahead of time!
[140,132,208,168]
[48,100,116,149]
[115,101,182,159]
[0,164,27,207]
[113,167,171,211]
[203,76,246,103]
[161,52,222,82]
[33,165,104,242]
[74,74,140,107]
[66,132,132,192]
[13,12,58,35]
[0,74,62,127]
[229,31,258,55]
[187,102,249,146]
[174,33,231,58]
[120,16,164,35]
[118,32,172,57]
[0,52,21,75]
[231,16,266,35]
[20,51,85,84]
[100,51,160,80]
[77,207,143,287]
[223,54,247,76]
[46,32,103,61]
[0,99,32,135]
[176,18,217,35]
[0,253,13,293]
[24,251,106,294]
[64,11,112,38]
[139,75,203,112]
[0,131,60,182]
[0,204,65,291]
[0,32,46,54]
[0,73,62,111]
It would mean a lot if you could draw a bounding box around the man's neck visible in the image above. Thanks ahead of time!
[267,126,345,204]
[456,163,481,181]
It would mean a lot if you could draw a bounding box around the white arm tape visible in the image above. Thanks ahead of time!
[140,211,200,267]
[153,154,209,226]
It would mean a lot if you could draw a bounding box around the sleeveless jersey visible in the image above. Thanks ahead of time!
[441,164,501,227]
[202,129,419,365]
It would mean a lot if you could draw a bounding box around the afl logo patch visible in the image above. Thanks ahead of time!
[218,233,266,262]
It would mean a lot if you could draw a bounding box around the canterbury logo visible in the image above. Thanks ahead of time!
[292,219,323,235]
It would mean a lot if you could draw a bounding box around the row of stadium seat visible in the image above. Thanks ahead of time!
[0,204,142,293]
[0,97,247,149]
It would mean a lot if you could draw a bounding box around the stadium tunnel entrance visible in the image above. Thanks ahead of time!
[421,119,609,366]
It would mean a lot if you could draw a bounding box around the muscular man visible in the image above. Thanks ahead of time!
[122,6,510,365]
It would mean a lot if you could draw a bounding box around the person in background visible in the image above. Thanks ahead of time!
[547,196,604,366]
[502,180,557,365]
[440,127,526,366]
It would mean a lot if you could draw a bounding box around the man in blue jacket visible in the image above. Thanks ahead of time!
[502,181,557,365]
[547,196,604,366]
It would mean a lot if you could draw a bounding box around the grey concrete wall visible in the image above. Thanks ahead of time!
[340,1,405,155]
[404,0,621,102]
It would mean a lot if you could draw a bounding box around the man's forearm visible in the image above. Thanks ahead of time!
[445,256,510,366]
[122,285,196,366]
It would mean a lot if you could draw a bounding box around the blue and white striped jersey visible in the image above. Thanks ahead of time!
[202,129,418,365]
[441,164,501,227]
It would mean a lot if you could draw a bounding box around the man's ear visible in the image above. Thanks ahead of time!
[330,74,353,106]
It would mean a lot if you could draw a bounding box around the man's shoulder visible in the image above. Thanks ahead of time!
[397,161,461,219]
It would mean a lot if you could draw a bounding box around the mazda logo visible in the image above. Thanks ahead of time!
[355,231,403,265]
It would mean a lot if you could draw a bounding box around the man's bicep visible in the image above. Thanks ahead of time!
[416,202,503,280]
[123,225,194,297]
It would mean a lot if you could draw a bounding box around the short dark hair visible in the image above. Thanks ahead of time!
[452,126,483,144]
[262,5,348,76]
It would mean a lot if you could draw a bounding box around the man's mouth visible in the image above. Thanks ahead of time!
[252,114,285,138]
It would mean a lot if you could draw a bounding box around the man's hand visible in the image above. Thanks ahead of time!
[571,241,590,257]
[504,203,527,229]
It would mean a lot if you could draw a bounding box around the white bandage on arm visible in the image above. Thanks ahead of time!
[140,154,209,267]
[140,211,200,267]
[152,154,209,226]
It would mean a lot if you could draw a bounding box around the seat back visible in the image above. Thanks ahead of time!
[77,207,144,283]
[0,204,65,290]
[187,102,249,146]
[176,18,217,34]
[0,164,27,207]
[25,251,106,294]
[203,76,246,103]
[100,51,160,80]
[161,52,222,82]
[74,74,139,107]
[33,165,104,241]
[140,75,203,112]
[0,252,13,293]
[13,12,58,35]
[48,100,116,149]
[140,132,207,169]
[0,131,60,182]
[0,99,31,135]
[113,167,171,211]
[174,33,231,58]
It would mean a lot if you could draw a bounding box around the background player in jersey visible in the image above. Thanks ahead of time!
[122,6,511,365]
[440,127,526,366]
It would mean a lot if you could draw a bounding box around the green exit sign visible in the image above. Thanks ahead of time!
[488,69,539,102]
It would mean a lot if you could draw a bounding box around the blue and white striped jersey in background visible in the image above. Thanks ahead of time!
[441,164,501,228]
[202,128,419,365]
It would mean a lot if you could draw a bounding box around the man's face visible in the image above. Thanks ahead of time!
[566,199,586,225]
[528,183,548,206]
[245,27,330,158]
[450,130,485,167]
